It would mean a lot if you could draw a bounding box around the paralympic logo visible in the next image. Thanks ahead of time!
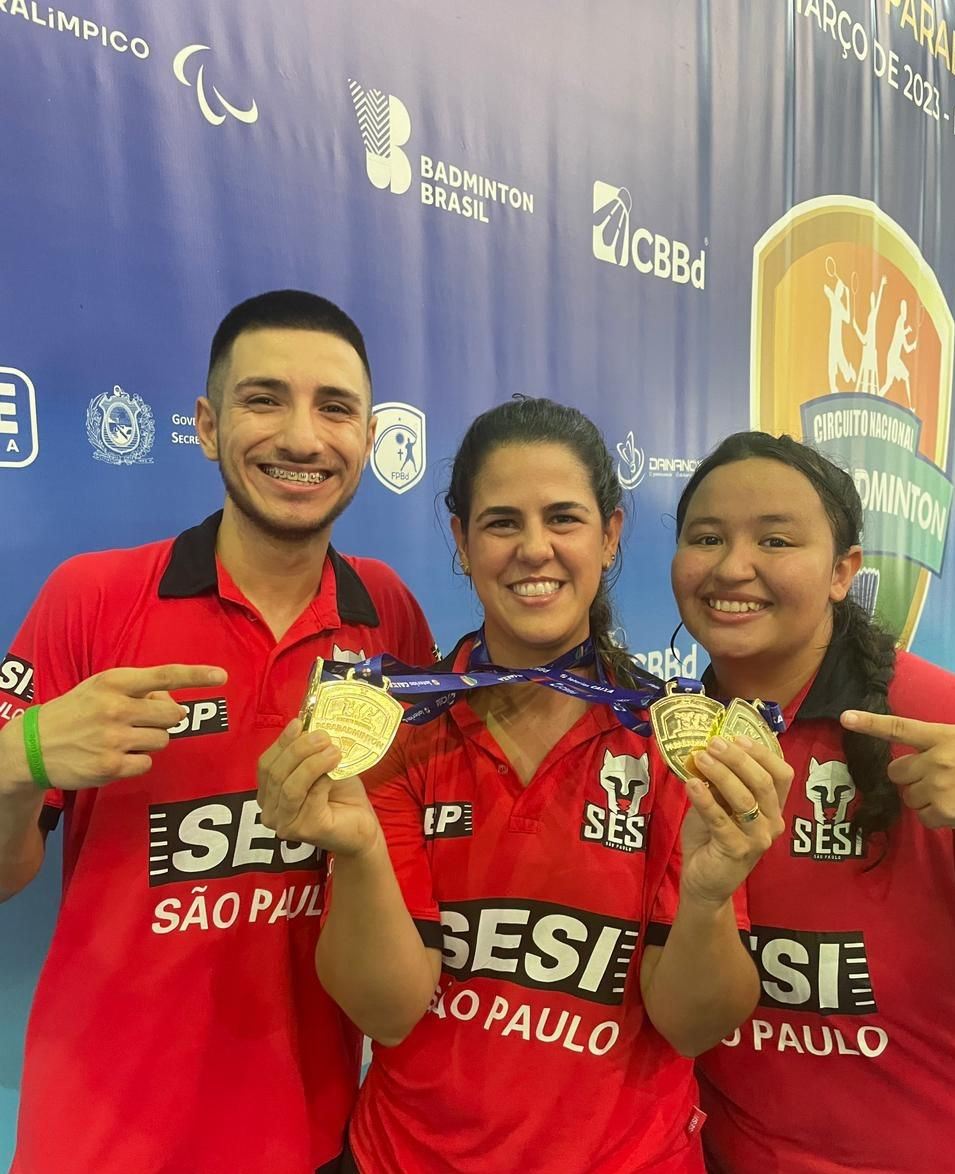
[172,44,258,127]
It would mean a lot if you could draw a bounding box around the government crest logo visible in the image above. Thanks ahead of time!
[371,401,426,495]
[86,384,155,465]
[752,196,954,645]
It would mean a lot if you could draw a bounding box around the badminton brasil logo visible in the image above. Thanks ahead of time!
[751,196,954,646]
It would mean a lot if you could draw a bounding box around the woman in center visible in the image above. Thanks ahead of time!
[258,398,792,1173]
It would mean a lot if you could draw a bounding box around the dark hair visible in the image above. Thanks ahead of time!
[206,290,371,409]
[675,431,898,840]
[445,397,640,685]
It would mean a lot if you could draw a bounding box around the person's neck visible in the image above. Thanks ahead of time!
[481,630,590,673]
[473,632,595,723]
[216,500,330,640]
[708,644,829,709]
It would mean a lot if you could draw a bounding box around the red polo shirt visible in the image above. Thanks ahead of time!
[0,512,435,1174]
[344,641,717,1173]
[697,643,955,1174]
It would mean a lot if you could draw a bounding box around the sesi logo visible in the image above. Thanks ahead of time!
[747,924,877,1016]
[148,789,321,887]
[439,898,640,1005]
[0,654,34,702]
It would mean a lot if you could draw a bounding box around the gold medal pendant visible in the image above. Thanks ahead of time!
[720,698,784,761]
[649,688,725,783]
[649,688,785,782]
[299,658,404,780]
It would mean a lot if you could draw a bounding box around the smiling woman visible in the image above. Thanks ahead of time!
[670,432,955,1174]
[671,450,860,707]
[256,399,794,1174]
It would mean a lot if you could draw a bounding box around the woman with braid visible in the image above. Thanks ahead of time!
[670,432,955,1174]
[258,400,793,1173]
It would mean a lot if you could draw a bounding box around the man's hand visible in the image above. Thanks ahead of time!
[2,664,227,795]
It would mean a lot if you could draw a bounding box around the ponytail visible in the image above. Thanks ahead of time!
[835,598,899,841]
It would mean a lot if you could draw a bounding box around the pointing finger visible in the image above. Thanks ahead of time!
[840,710,945,751]
[102,664,228,698]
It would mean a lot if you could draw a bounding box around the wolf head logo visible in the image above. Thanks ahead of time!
[599,749,650,815]
[805,757,856,824]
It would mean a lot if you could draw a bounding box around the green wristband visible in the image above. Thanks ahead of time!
[22,705,51,790]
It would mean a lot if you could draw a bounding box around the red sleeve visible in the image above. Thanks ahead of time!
[643,759,750,947]
[362,729,442,949]
[0,557,100,825]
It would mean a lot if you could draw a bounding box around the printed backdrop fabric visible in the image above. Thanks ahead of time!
[1,0,953,1156]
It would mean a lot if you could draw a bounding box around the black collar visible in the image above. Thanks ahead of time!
[700,629,867,722]
[157,511,381,626]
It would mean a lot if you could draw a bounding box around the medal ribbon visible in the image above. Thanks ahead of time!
[317,630,785,737]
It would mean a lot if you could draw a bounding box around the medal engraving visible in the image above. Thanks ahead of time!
[720,698,784,762]
[649,692,725,783]
[299,659,403,779]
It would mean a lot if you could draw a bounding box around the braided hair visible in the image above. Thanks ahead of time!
[675,432,900,839]
[445,397,645,687]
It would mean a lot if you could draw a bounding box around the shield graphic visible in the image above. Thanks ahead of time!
[751,196,954,647]
[371,401,427,495]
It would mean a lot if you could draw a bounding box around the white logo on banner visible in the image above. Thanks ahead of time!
[86,385,155,465]
[0,367,39,469]
[173,44,259,127]
[593,181,706,289]
[347,79,412,195]
[0,5,149,58]
[371,402,426,495]
[616,427,698,485]
[347,78,535,224]
[615,430,645,489]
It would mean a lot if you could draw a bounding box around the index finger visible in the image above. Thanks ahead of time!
[841,709,947,751]
[99,664,228,698]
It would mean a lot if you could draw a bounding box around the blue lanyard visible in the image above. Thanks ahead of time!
[317,629,785,737]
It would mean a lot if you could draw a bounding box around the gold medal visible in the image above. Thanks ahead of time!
[720,697,784,761]
[649,687,784,781]
[649,688,725,783]
[299,658,404,780]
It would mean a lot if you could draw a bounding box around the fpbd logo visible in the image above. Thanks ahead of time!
[86,384,155,465]
[752,196,954,645]
[371,402,426,495]
[0,367,38,468]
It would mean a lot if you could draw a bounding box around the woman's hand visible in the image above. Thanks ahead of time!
[257,719,381,857]
[678,736,793,906]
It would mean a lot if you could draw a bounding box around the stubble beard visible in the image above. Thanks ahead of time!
[218,462,359,544]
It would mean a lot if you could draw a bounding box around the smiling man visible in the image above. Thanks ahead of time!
[0,291,435,1174]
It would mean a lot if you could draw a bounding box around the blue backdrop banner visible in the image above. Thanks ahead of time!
[2,0,954,1159]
